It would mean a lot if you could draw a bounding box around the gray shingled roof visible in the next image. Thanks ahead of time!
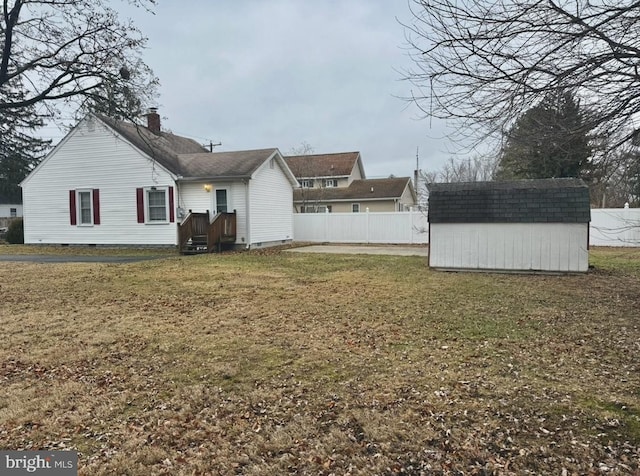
[293,177,412,201]
[284,152,362,178]
[428,178,590,223]
[178,149,279,179]
[97,114,208,176]
[97,114,279,179]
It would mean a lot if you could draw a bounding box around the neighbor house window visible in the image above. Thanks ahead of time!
[324,179,337,188]
[69,189,100,226]
[300,179,314,188]
[352,203,360,213]
[136,187,175,224]
[10,208,17,218]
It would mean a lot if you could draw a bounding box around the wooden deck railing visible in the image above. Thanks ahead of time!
[207,211,237,252]
[178,211,209,251]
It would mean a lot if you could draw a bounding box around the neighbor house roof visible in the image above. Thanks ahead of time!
[284,152,364,179]
[97,115,294,182]
[293,177,414,202]
[0,193,21,205]
[428,178,591,223]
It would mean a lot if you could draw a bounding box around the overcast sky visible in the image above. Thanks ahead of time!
[94,1,458,178]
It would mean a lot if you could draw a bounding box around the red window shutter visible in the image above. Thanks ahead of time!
[92,189,101,225]
[169,186,175,223]
[136,188,145,223]
[69,190,77,225]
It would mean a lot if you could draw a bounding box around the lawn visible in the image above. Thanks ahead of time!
[0,245,638,475]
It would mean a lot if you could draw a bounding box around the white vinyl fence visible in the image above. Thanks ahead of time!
[590,208,640,247]
[294,210,428,244]
[294,208,640,247]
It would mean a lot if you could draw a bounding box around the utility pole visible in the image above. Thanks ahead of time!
[203,141,222,152]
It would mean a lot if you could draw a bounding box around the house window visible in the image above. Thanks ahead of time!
[324,179,337,188]
[136,187,174,224]
[352,203,360,213]
[147,189,167,222]
[78,191,93,224]
[9,208,17,218]
[69,189,100,226]
[300,179,314,188]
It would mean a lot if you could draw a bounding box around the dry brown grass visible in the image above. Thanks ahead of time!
[0,246,639,475]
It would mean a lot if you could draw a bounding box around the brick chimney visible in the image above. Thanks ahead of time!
[145,107,161,134]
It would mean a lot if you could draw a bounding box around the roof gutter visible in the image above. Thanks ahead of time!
[176,175,252,182]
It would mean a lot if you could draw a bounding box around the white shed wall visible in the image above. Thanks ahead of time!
[22,118,177,245]
[248,158,294,245]
[429,223,589,272]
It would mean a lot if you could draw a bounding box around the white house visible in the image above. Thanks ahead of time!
[0,195,22,219]
[20,111,298,251]
[428,179,591,273]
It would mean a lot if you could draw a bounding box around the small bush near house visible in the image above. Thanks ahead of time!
[6,218,24,244]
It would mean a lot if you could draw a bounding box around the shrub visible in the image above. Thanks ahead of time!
[6,218,24,244]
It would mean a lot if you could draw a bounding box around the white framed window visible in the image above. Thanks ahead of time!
[77,190,93,225]
[70,189,100,226]
[136,186,174,224]
[147,188,168,222]
[352,203,360,213]
[9,208,17,218]
[300,179,314,188]
[324,179,337,188]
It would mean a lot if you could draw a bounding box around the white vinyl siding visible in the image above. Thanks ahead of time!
[22,117,177,245]
[0,204,23,218]
[429,223,589,273]
[178,182,248,246]
[248,154,294,246]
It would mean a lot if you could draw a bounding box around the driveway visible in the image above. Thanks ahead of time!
[286,244,428,257]
[0,255,164,264]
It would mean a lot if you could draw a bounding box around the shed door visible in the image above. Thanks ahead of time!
[215,189,228,213]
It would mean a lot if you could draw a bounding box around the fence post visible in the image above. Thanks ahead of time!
[409,207,414,244]
[365,207,370,244]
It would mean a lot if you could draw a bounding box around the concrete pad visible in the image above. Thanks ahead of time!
[286,245,428,257]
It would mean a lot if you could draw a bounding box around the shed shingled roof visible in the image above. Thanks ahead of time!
[284,152,361,178]
[293,177,412,201]
[428,178,590,223]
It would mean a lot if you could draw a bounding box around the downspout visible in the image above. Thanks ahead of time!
[244,178,251,249]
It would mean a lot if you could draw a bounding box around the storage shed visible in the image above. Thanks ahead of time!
[428,178,591,273]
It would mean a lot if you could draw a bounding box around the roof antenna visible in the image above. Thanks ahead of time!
[203,140,222,152]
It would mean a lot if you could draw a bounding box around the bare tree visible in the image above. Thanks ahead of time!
[424,155,497,185]
[403,1,640,153]
[1,0,158,121]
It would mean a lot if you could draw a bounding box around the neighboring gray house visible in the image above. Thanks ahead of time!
[20,111,298,251]
[428,178,591,273]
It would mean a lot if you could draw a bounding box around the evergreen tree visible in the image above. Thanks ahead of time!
[497,91,592,180]
[0,79,50,201]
